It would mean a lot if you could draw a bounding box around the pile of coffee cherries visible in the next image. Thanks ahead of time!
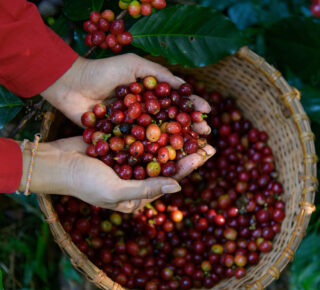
[84,10,133,52]
[56,77,286,289]
[81,76,206,180]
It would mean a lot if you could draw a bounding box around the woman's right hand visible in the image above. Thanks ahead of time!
[19,137,215,213]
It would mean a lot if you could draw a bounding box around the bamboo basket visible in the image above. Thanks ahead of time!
[37,47,317,289]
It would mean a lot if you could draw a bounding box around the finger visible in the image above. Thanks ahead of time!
[189,95,211,114]
[192,121,211,135]
[134,57,184,89]
[51,136,87,153]
[120,177,181,201]
[114,200,142,213]
[173,145,216,181]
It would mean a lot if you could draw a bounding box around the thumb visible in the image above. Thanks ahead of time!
[119,177,181,201]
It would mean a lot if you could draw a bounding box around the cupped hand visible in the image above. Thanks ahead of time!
[40,53,211,135]
[19,137,215,213]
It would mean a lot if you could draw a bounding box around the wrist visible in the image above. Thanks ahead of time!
[18,142,68,195]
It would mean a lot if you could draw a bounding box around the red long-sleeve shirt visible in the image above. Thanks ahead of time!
[0,0,78,193]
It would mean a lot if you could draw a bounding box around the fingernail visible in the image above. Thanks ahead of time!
[204,147,216,157]
[161,184,181,194]
[175,76,185,84]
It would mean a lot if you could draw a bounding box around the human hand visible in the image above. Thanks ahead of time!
[40,53,211,135]
[19,136,214,213]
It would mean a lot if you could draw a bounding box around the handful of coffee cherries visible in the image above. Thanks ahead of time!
[81,76,207,180]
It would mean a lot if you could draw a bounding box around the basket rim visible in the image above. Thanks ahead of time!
[37,47,318,290]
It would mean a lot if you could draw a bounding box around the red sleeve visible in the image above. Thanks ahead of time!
[0,0,78,98]
[0,138,22,193]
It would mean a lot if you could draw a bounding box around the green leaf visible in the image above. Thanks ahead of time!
[50,14,70,38]
[265,17,320,87]
[290,233,320,290]
[0,269,3,290]
[0,85,24,129]
[196,0,238,10]
[228,0,290,30]
[228,2,259,30]
[92,0,104,12]
[63,0,103,21]
[129,4,245,67]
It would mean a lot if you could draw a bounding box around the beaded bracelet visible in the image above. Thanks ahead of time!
[15,139,29,195]
[24,133,42,196]
[15,133,42,196]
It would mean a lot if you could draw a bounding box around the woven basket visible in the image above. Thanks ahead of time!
[37,47,317,289]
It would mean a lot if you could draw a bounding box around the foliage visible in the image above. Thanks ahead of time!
[129,4,245,67]
[0,86,24,130]
[290,232,320,290]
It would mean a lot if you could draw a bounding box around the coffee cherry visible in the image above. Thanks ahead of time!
[84,33,93,46]
[146,124,161,142]
[129,141,144,156]
[191,111,206,122]
[106,34,118,48]
[134,165,146,179]
[311,2,320,17]
[131,125,145,141]
[152,0,166,9]
[184,139,198,154]
[90,11,101,23]
[166,145,176,160]
[235,267,246,279]
[170,134,184,150]
[141,3,153,16]
[179,83,193,96]
[93,104,107,118]
[95,140,109,156]
[157,147,169,164]
[177,112,191,127]
[92,31,105,45]
[137,113,152,126]
[143,76,157,90]
[109,136,124,151]
[83,128,96,144]
[110,43,123,53]
[117,32,133,45]
[81,112,96,127]
[166,121,182,134]
[110,19,125,35]
[128,102,142,119]
[119,0,129,9]
[128,0,141,17]
[272,208,285,222]
[146,160,161,177]
[83,20,98,33]
[180,98,194,112]
[155,82,171,97]
[168,106,179,119]
[101,9,115,21]
[97,18,109,32]
[146,99,161,115]
[110,110,124,124]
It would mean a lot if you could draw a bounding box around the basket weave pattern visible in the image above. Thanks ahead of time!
[37,47,317,289]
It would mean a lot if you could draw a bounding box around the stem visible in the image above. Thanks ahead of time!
[83,46,97,58]
[8,99,45,138]
[116,9,128,20]
[82,9,128,58]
